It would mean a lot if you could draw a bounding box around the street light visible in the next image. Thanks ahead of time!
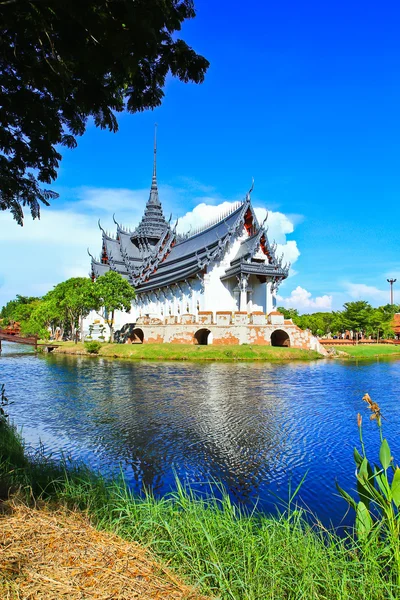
[387,279,397,305]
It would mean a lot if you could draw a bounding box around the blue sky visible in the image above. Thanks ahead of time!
[1,0,399,311]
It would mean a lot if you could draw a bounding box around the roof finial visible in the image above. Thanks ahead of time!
[98,219,106,235]
[152,123,157,186]
[246,177,255,201]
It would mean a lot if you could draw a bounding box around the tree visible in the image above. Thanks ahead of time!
[24,296,65,340]
[0,295,41,321]
[341,301,373,338]
[47,277,99,342]
[0,1,209,224]
[366,304,400,341]
[95,271,136,342]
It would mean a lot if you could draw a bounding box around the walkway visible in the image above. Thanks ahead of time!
[0,330,38,349]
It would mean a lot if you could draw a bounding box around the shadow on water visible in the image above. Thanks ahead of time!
[2,342,400,527]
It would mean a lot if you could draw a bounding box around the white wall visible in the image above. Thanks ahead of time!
[203,229,247,313]
[250,275,267,312]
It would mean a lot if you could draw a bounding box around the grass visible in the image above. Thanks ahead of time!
[48,341,322,362]
[333,344,400,359]
[1,420,399,599]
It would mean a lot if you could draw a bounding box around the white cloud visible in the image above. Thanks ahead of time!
[176,201,235,233]
[277,286,332,312]
[276,241,300,268]
[253,207,294,243]
[344,283,389,304]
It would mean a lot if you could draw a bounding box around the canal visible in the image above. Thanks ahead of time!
[1,342,400,527]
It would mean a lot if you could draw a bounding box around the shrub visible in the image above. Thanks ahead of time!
[84,341,102,354]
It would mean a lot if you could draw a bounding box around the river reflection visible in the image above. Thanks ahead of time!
[1,343,400,527]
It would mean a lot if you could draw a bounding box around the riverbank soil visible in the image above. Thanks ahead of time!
[0,501,205,600]
[50,341,321,361]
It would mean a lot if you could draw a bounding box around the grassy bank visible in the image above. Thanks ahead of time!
[333,344,400,359]
[1,421,398,599]
[50,341,321,361]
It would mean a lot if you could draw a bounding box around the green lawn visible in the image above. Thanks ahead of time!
[333,344,400,359]
[50,341,321,361]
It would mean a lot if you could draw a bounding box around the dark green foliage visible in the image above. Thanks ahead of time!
[84,340,102,354]
[0,0,209,224]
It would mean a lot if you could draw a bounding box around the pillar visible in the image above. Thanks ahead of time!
[239,275,248,312]
[266,281,274,315]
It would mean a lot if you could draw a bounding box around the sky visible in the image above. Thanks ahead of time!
[1,0,399,312]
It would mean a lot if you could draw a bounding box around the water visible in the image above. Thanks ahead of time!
[1,341,400,527]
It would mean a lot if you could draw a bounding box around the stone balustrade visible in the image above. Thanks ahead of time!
[137,311,274,326]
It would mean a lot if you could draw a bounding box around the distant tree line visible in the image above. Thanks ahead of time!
[277,301,400,339]
[0,271,135,342]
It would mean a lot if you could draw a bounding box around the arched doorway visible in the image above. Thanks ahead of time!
[194,328,212,345]
[128,328,144,344]
[270,329,290,347]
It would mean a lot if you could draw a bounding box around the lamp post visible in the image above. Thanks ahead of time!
[387,279,397,305]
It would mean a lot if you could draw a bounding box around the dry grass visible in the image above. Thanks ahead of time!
[0,501,206,600]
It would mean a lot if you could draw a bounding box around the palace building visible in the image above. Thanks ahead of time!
[89,133,289,326]
[86,132,326,353]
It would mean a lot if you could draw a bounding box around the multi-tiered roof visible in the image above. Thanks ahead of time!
[89,134,289,294]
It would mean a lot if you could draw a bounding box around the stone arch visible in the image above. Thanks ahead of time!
[194,328,212,345]
[270,329,290,347]
[128,328,144,344]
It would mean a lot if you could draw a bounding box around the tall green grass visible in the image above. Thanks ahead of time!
[0,422,398,599]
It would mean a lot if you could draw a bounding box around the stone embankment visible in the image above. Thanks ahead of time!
[116,311,328,355]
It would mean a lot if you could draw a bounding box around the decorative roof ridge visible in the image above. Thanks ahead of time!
[174,199,247,248]
[242,226,264,245]
[117,226,134,236]
[98,220,119,241]
[113,214,134,236]
[135,232,176,286]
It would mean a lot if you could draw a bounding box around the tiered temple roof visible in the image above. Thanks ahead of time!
[89,136,290,294]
